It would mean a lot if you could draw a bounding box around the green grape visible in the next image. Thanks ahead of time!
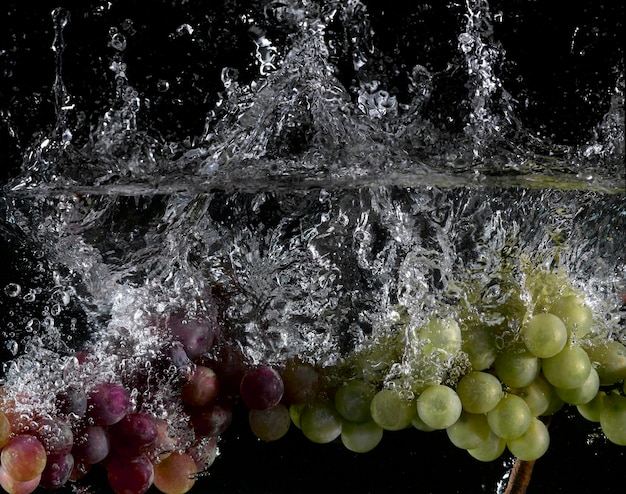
[456,371,503,414]
[555,367,600,405]
[467,432,506,462]
[418,317,462,357]
[248,404,291,441]
[416,385,462,430]
[506,418,550,461]
[370,389,415,431]
[411,413,436,432]
[340,420,384,453]
[512,375,553,416]
[600,393,626,446]
[584,340,626,385]
[446,412,490,450]
[461,325,498,371]
[494,346,539,388]
[542,385,565,416]
[542,343,591,389]
[289,403,305,429]
[521,313,567,358]
[300,399,342,444]
[548,295,593,338]
[577,391,605,422]
[334,380,375,423]
[487,394,532,440]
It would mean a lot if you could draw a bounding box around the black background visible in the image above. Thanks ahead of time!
[1,1,624,493]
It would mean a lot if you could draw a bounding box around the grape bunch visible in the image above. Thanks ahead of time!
[1,272,625,494]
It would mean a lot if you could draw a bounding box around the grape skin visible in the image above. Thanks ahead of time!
[576,391,605,422]
[181,366,220,407]
[335,379,375,423]
[456,371,502,414]
[340,420,383,453]
[600,393,626,446]
[494,346,539,388]
[507,418,550,461]
[446,412,490,450]
[467,432,506,462]
[39,452,74,490]
[555,367,600,405]
[248,404,291,441]
[416,385,462,430]
[72,425,110,465]
[153,452,197,494]
[521,313,567,358]
[370,389,415,431]
[87,382,131,426]
[542,344,591,390]
[486,394,531,440]
[0,465,41,494]
[0,411,10,448]
[240,366,284,410]
[300,399,343,444]
[107,454,154,494]
[0,434,47,482]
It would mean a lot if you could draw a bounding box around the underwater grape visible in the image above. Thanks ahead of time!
[39,452,74,489]
[87,382,131,426]
[456,371,502,414]
[600,393,626,446]
[72,425,110,465]
[0,465,41,494]
[107,454,154,494]
[153,452,197,494]
[166,309,217,360]
[299,399,343,444]
[506,418,550,461]
[370,389,415,431]
[0,434,47,481]
[486,394,531,440]
[335,379,375,423]
[240,366,284,410]
[181,365,220,407]
[281,359,319,405]
[0,411,10,448]
[248,404,291,441]
[446,412,490,450]
[521,313,567,358]
[416,385,462,430]
[494,346,539,388]
[548,295,593,338]
[542,343,591,389]
[585,340,626,385]
[110,412,158,458]
[341,420,383,453]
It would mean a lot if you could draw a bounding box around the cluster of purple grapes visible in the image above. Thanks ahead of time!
[0,306,227,494]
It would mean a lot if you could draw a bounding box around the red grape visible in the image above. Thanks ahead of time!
[240,366,284,410]
[166,308,218,360]
[107,454,154,494]
[36,417,74,455]
[72,425,110,464]
[209,343,249,397]
[0,434,47,481]
[39,452,74,489]
[181,365,220,406]
[189,401,233,437]
[187,437,218,471]
[88,382,131,426]
[0,465,40,494]
[56,384,88,418]
[110,412,158,458]
[152,418,177,461]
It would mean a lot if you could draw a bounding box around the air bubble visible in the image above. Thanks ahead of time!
[4,282,21,297]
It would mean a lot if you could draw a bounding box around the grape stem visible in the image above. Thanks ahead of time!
[503,416,551,494]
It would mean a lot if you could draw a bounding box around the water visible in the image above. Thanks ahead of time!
[1,1,624,493]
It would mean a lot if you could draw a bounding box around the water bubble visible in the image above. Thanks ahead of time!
[6,340,19,356]
[4,282,22,297]
[23,290,37,302]
[110,33,127,51]
[157,80,170,92]
[175,23,194,37]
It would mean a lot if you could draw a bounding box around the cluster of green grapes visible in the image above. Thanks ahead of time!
[242,274,626,466]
